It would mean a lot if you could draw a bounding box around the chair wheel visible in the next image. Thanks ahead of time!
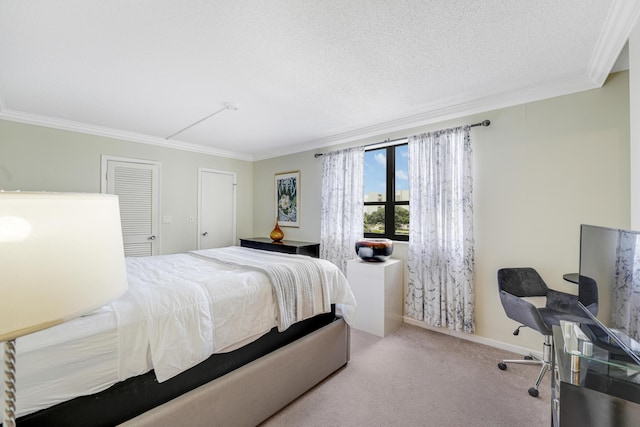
[528,387,539,397]
[524,355,533,360]
[498,362,507,370]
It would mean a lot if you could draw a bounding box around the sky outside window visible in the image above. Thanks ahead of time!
[395,145,409,201]
[364,145,409,201]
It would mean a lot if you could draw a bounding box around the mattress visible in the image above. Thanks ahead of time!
[2,247,356,418]
[19,312,342,427]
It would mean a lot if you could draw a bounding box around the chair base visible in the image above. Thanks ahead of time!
[498,335,552,397]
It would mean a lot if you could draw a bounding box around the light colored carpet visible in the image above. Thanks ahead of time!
[261,324,550,427]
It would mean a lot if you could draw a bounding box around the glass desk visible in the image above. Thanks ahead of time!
[551,325,640,427]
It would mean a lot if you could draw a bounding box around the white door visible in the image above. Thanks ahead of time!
[198,168,236,249]
[104,157,160,256]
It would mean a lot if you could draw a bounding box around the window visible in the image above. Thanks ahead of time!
[364,143,409,241]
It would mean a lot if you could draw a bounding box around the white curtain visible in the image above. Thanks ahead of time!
[613,231,640,341]
[405,126,475,333]
[320,146,365,274]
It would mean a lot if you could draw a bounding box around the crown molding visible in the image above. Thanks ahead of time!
[0,71,616,163]
[0,109,255,162]
[587,0,640,86]
[253,74,600,161]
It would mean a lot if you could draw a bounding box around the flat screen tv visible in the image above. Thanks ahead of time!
[579,224,640,365]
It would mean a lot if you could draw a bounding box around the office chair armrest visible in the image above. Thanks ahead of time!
[546,289,578,313]
[499,290,551,335]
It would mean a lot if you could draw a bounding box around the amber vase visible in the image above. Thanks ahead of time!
[270,220,284,242]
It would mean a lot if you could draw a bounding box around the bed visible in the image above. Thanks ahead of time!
[3,246,356,426]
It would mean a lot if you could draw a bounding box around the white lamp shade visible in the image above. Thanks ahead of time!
[0,192,128,342]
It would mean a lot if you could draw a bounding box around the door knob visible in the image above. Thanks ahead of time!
[202,232,209,236]
[148,235,156,240]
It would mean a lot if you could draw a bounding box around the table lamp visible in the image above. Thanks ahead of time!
[0,192,129,426]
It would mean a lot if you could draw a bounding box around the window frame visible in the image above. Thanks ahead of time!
[364,142,409,242]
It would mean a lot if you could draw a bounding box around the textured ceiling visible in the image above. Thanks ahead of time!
[0,1,638,161]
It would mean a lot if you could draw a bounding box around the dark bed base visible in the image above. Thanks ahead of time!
[15,308,337,427]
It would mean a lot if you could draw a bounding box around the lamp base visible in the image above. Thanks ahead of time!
[3,340,16,427]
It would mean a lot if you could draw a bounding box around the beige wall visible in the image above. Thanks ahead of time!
[631,24,640,230]
[254,71,630,352]
[0,71,630,354]
[0,120,254,254]
[252,151,324,242]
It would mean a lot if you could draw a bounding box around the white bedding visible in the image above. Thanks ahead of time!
[2,247,356,418]
[192,246,341,330]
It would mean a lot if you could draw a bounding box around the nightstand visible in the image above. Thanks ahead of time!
[239,237,320,258]
[346,258,403,337]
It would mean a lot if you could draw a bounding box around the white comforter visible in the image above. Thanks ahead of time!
[119,247,356,381]
[192,246,342,330]
[7,248,356,417]
[115,252,271,381]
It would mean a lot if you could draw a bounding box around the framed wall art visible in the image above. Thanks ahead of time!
[275,170,300,227]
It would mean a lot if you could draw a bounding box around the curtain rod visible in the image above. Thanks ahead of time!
[314,119,490,158]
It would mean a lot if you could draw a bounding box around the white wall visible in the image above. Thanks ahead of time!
[0,120,254,254]
[254,71,631,353]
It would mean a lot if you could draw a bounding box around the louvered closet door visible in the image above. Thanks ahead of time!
[107,160,159,256]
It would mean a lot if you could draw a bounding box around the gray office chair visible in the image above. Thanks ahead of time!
[496,268,596,397]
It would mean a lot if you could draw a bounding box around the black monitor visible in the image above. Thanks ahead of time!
[578,224,640,365]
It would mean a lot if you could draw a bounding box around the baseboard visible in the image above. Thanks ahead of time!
[402,316,543,359]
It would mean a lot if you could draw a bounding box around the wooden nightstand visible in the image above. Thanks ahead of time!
[239,237,320,258]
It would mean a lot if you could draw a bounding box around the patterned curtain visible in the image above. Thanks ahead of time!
[405,126,475,333]
[613,231,640,341]
[320,146,365,274]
